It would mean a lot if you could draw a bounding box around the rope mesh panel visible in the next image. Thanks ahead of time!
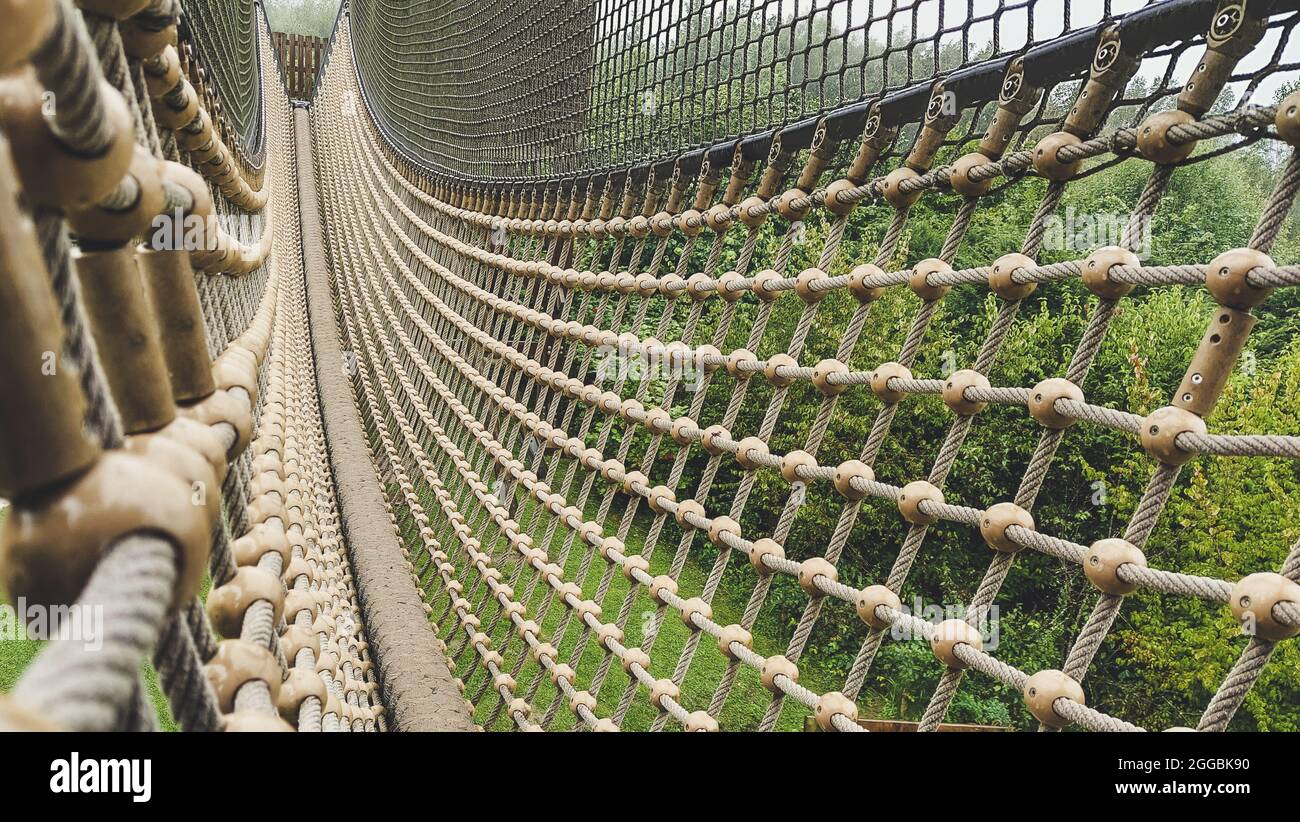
[0,0,382,732]
[312,0,1300,732]
[349,0,1300,179]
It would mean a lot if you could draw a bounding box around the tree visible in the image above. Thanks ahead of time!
[263,0,339,39]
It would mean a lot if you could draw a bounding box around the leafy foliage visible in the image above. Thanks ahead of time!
[263,0,339,39]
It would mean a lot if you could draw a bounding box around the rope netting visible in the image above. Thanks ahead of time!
[314,0,1300,732]
[0,0,382,731]
[1,0,1299,735]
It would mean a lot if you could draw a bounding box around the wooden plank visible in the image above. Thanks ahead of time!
[272,32,327,97]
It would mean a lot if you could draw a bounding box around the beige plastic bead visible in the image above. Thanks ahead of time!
[1205,247,1275,309]
[1028,378,1084,429]
[980,502,1034,553]
[882,166,922,208]
[592,718,620,732]
[549,663,576,686]
[897,480,944,525]
[707,515,741,546]
[643,406,672,435]
[764,353,799,387]
[677,210,704,237]
[833,459,875,500]
[823,178,859,216]
[650,678,681,711]
[621,469,648,496]
[1136,109,1197,165]
[847,263,886,303]
[988,252,1037,300]
[760,655,799,692]
[620,647,651,675]
[679,596,712,629]
[0,0,56,72]
[1031,131,1082,180]
[736,195,768,228]
[648,574,679,605]
[855,585,901,630]
[279,625,319,664]
[569,690,597,715]
[1230,572,1300,641]
[673,498,705,529]
[277,668,329,723]
[752,269,784,301]
[909,258,952,301]
[705,205,733,233]
[1139,405,1206,466]
[659,273,685,297]
[749,538,784,574]
[685,272,713,300]
[725,348,758,380]
[685,710,720,732]
[774,187,810,222]
[929,619,983,669]
[1084,538,1147,595]
[715,270,745,301]
[780,449,817,483]
[206,566,286,639]
[734,436,768,469]
[1082,246,1138,299]
[1276,89,1300,145]
[942,369,990,415]
[647,484,676,514]
[574,599,603,623]
[2,72,135,210]
[621,554,650,581]
[516,618,541,639]
[717,624,752,660]
[203,639,281,713]
[595,622,624,651]
[870,362,912,404]
[814,691,859,731]
[811,358,850,396]
[700,425,730,455]
[1023,669,1085,728]
[531,642,559,664]
[794,267,830,302]
[948,152,994,197]
[798,557,838,597]
[669,416,697,445]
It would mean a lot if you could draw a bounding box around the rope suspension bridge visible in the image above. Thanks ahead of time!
[0,0,1299,734]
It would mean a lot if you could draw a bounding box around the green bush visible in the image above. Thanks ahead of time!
[263,0,340,39]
